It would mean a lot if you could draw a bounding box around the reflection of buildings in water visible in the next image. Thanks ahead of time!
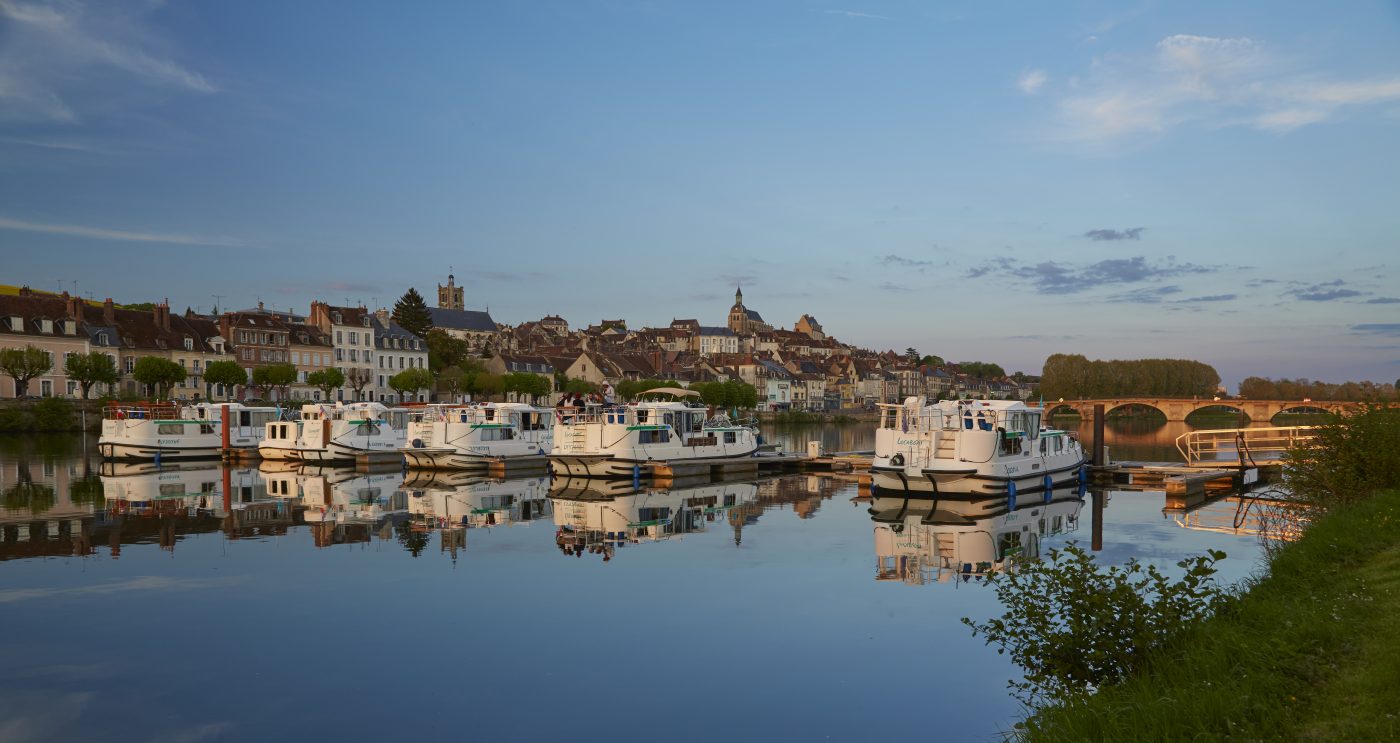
[1,448,99,557]
[403,475,552,561]
[755,475,843,520]
[869,488,1083,586]
[549,478,760,559]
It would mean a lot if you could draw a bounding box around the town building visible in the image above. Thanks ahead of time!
[726,287,773,336]
[438,272,464,310]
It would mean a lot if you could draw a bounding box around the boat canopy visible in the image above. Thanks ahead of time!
[637,387,700,398]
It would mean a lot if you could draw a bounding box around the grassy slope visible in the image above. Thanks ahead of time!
[1025,490,1400,742]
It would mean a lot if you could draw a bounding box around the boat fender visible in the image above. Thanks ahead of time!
[412,438,423,449]
[890,453,905,467]
[1007,480,1017,510]
[1044,474,1054,503]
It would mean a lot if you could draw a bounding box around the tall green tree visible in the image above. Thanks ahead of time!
[0,345,53,397]
[905,347,919,363]
[425,328,468,372]
[438,366,466,400]
[306,367,345,401]
[131,357,186,399]
[202,360,247,400]
[390,367,433,402]
[64,351,119,399]
[252,362,298,400]
[392,288,433,338]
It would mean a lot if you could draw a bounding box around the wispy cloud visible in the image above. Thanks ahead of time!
[1366,297,1400,304]
[878,281,912,292]
[0,575,245,604]
[880,254,933,270]
[1177,293,1237,303]
[821,9,890,20]
[1286,279,1364,302]
[0,215,244,246]
[1352,323,1400,337]
[0,0,215,123]
[1017,68,1048,94]
[1084,227,1145,241]
[966,255,1216,295]
[1043,34,1400,142]
[1108,285,1182,303]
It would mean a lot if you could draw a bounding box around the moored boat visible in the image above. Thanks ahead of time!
[548,388,759,478]
[400,402,553,469]
[98,402,281,461]
[294,402,409,465]
[870,397,1086,497]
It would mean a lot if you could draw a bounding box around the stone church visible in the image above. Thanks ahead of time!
[726,287,773,335]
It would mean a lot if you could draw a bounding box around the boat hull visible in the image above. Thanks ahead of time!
[548,447,759,479]
[97,441,222,460]
[871,459,1085,497]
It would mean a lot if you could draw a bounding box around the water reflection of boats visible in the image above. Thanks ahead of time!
[405,475,552,530]
[868,487,1083,585]
[297,469,406,525]
[549,477,759,559]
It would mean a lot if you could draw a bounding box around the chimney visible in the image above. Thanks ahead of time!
[66,294,84,324]
[102,298,115,325]
[154,300,171,332]
[18,285,32,297]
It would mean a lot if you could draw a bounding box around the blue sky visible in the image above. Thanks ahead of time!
[2,1,1398,387]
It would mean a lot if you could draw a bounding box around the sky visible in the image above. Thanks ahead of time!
[2,0,1399,388]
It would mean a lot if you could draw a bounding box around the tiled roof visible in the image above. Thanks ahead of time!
[429,307,497,332]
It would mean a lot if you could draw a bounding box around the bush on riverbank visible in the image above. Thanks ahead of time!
[0,398,98,433]
[1285,403,1400,513]
[1019,489,1400,742]
[1000,406,1400,740]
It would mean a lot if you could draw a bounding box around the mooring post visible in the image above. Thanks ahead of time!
[221,403,231,458]
[1092,403,1106,467]
[1091,488,1104,552]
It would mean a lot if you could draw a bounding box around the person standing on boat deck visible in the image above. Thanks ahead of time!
[603,382,616,406]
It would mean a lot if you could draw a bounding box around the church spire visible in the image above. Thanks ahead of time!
[735,285,743,306]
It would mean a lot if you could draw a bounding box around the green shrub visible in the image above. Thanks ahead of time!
[31,397,74,431]
[1285,404,1400,513]
[963,543,1229,708]
[0,407,27,432]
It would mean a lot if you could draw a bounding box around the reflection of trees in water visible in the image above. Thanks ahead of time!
[396,520,430,557]
[759,424,876,454]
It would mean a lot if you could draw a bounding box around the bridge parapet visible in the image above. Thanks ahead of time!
[1043,398,1362,423]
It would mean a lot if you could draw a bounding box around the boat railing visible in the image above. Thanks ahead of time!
[554,405,630,426]
[1175,425,1320,467]
[104,402,180,421]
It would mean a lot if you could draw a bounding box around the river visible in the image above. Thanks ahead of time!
[0,423,1279,742]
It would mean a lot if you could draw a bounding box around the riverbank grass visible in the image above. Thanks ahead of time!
[1023,489,1400,742]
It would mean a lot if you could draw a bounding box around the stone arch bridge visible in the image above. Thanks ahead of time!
[1044,398,1366,423]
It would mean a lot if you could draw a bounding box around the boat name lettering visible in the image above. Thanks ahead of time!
[895,438,922,446]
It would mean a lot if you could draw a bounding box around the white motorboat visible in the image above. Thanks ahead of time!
[258,416,304,461]
[868,487,1084,585]
[293,402,409,465]
[98,402,281,460]
[548,388,759,478]
[401,402,553,469]
[870,397,1086,497]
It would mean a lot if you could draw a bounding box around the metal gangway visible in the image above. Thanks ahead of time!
[1174,425,1319,467]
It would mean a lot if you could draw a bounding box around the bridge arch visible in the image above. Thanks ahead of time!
[1044,403,1080,418]
[1184,404,1252,424]
[1103,402,1167,419]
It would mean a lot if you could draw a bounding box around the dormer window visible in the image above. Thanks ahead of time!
[122,336,134,348]
[156,339,167,350]
[38,318,53,333]
[361,317,370,327]
[332,311,342,324]
[96,332,109,346]
[184,337,194,351]
[9,316,22,331]
[64,320,75,335]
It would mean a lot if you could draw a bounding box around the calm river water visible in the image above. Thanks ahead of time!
[0,421,1276,742]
